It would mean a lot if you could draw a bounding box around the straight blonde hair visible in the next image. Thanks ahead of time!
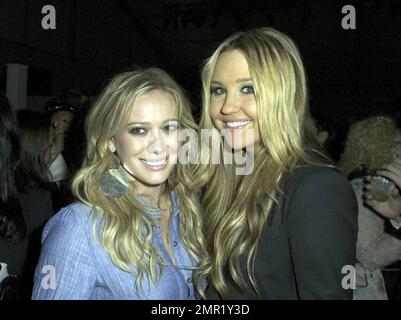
[194,28,328,299]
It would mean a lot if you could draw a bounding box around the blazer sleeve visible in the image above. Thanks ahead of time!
[32,206,97,300]
[285,168,358,299]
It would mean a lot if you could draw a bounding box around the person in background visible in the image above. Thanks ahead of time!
[363,102,401,224]
[45,102,76,210]
[364,155,401,237]
[0,94,26,300]
[15,110,55,297]
[51,89,91,177]
[45,90,91,210]
[0,94,27,285]
[338,116,401,299]
[46,102,75,171]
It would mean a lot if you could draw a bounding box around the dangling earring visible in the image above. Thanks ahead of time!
[100,154,129,198]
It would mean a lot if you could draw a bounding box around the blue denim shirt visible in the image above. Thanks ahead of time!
[32,191,198,300]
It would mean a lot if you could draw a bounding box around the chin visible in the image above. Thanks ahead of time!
[225,140,259,152]
[147,179,169,187]
[221,132,253,149]
[139,176,170,187]
[140,169,173,184]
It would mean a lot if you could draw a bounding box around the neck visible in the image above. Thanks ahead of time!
[121,162,169,209]
[137,183,168,209]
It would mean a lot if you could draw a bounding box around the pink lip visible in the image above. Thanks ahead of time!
[141,158,167,162]
[142,163,168,171]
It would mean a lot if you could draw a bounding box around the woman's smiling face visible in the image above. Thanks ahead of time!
[108,89,180,187]
[209,49,260,151]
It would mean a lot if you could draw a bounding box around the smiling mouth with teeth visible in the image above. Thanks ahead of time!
[224,120,252,129]
[140,157,168,167]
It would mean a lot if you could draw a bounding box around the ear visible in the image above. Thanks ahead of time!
[107,137,116,153]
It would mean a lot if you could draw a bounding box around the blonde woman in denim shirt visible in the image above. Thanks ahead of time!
[32,68,207,299]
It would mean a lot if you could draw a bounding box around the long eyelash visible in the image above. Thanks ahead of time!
[210,87,224,95]
[242,85,254,93]
[130,128,146,135]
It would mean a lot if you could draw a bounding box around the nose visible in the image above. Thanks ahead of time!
[220,92,240,115]
[147,129,166,155]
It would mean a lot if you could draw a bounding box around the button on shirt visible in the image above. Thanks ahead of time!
[32,191,198,300]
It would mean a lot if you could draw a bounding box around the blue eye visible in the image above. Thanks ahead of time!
[163,123,180,133]
[129,128,146,135]
[210,87,225,96]
[241,85,254,94]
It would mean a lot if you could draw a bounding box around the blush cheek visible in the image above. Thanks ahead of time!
[115,136,145,164]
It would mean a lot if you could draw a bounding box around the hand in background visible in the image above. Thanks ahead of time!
[363,157,401,221]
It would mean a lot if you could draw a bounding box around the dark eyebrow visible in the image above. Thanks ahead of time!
[126,119,179,126]
[210,81,223,86]
[126,122,149,126]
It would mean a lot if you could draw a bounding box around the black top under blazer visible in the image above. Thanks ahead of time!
[208,164,358,300]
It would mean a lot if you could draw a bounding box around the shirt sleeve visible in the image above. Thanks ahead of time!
[32,206,97,300]
[286,168,358,299]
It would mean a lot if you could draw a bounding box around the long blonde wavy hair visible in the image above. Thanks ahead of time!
[71,68,207,292]
[338,116,400,176]
[194,28,328,299]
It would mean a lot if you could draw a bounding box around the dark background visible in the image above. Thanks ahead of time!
[0,0,400,121]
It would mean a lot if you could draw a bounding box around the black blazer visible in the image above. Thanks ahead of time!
[208,165,358,300]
